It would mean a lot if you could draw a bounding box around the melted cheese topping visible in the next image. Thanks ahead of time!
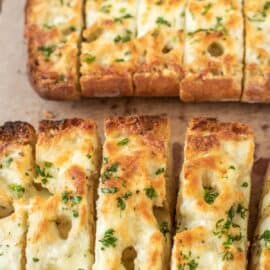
[93,116,171,270]
[81,0,137,74]
[243,0,270,102]
[251,166,270,269]
[183,0,243,86]
[135,0,185,75]
[26,120,100,270]
[0,125,35,270]
[0,205,27,270]
[26,0,83,83]
[172,118,254,270]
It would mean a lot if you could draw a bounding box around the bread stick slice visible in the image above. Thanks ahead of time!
[25,0,84,100]
[0,122,36,270]
[26,119,100,270]
[180,0,244,102]
[242,1,270,103]
[171,118,254,269]
[93,115,172,270]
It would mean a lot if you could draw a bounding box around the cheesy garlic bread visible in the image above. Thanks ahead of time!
[0,122,36,270]
[25,0,84,100]
[171,118,254,269]
[93,115,172,269]
[26,119,100,270]
[243,0,270,103]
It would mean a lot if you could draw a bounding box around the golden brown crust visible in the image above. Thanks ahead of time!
[180,77,241,102]
[133,71,181,97]
[242,74,270,103]
[80,73,133,97]
[105,114,168,135]
[25,26,80,101]
[39,118,96,133]
[0,121,36,146]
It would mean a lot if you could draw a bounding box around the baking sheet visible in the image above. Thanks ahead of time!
[0,0,269,253]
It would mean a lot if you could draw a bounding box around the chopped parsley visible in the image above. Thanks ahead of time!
[241,182,248,188]
[32,257,39,263]
[228,165,236,170]
[72,210,79,218]
[86,154,92,159]
[156,16,171,27]
[101,187,119,194]
[201,3,213,15]
[144,187,157,199]
[101,162,119,182]
[260,230,270,248]
[115,58,125,62]
[178,251,199,270]
[214,204,244,260]
[116,191,132,210]
[35,162,53,184]
[99,229,117,250]
[236,203,248,219]
[117,138,129,146]
[203,187,219,204]
[114,14,133,22]
[8,184,25,196]
[100,4,112,13]
[84,54,96,64]
[160,221,169,236]
[155,167,165,175]
[61,192,82,205]
[38,45,55,59]
[114,30,133,43]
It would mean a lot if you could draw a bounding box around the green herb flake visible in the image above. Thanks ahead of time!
[32,257,39,263]
[260,230,270,247]
[38,45,55,59]
[203,187,219,204]
[229,165,236,170]
[156,16,171,27]
[86,154,92,159]
[160,221,169,236]
[100,4,112,14]
[236,204,248,219]
[116,191,132,210]
[84,54,96,64]
[72,210,79,218]
[114,14,133,22]
[8,184,25,196]
[144,187,157,199]
[101,162,119,181]
[155,167,165,175]
[101,187,119,194]
[241,182,248,188]
[202,3,213,15]
[99,229,117,250]
[117,138,129,146]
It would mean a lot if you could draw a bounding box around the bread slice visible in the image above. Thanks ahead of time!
[25,0,84,100]
[93,115,172,269]
[250,165,270,269]
[0,122,36,270]
[26,119,100,270]
[133,0,186,96]
[242,1,270,103]
[180,0,244,102]
[80,0,137,97]
[171,118,254,269]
